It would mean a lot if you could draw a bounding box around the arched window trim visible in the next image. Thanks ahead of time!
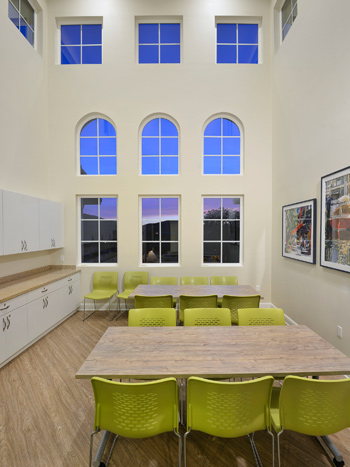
[202,113,244,176]
[139,113,180,176]
[76,113,117,176]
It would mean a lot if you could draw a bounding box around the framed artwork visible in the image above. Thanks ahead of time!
[321,166,350,273]
[282,199,317,264]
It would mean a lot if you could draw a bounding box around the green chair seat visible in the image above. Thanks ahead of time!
[179,294,218,323]
[222,294,261,325]
[117,271,149,316]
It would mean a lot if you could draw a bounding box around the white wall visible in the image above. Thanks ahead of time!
[271,0,350,354]
[46,0,273,299]
[0,0,54,277]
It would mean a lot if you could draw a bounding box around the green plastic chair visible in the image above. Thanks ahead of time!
[210,275,238,306]
[117,271,149,313]
[134,294,174,309]
[90,377,182,467]
[128,308,177,326]
[184,308,231,326]
[180,276,208,285]
[271,376,350,467]
[83,271,118,321]
[150,277,178,306]
[179,294,218,323]
[184,376,274,467]
[238,308,285,326]
[210,276,238,285]
[150,276,178,285]
[222,294,261,325]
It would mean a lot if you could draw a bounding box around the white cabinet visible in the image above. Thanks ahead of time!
[0,296,28,362]
[0,190,3,255]
[27,283,60,343]
[58,274,80,322]
[3,190,40,255]
[39,199,64,250]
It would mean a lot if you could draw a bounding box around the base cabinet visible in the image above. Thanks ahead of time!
[0,273,80,368]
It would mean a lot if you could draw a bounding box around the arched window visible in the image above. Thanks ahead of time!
[141,117,179,175]
[203,117,241,175]
[80,118,117,175]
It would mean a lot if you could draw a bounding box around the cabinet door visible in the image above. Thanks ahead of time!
[3,191,22,255]
[22,195,40,252]
[51,202,64,248]
[0,190,3,256]
[45,289,59,329]
[27,296,48,343]
[39,199,52,250]
[0,315,6,363]
[5,305,28,358]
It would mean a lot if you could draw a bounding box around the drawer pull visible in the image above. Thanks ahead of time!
[0,304,10,311]
[42,288,48,293]
[2,318,6,332]
[7,316,10,330]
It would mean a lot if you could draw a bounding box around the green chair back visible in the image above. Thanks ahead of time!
[238,308,285,326]
[222,295,261,325]
[272,376,350,436]
[180,276,208,285]
[118,271,149,299]
[134,294,174,309]
[184,376,274,466]
[128,308,177,327]
[150,276,178,285]
[210,276,238,285]
[184,308,231,326]
[85,271,118,298]
[90,377,181,467]
[179,294,218,323]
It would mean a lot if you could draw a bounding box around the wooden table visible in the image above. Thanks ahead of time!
[76,325,350,380]
[128,284,260,299]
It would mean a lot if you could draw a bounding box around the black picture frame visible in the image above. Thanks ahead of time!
[282,199,317,264]
[321,166,350,273]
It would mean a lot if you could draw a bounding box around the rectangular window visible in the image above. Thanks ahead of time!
[8,0,35,47]
[80,197,117,264]
[61,24,102,64]
[203,197,242,264]
[141,197,179,264]
[281,0,297,41]
[138,23,180,64]
[217,23,258,64]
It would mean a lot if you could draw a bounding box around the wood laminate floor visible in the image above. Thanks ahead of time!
[1,310,350,467]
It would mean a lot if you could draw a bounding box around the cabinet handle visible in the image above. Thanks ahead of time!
[2,318,6,332]
[46,297,49,307]
[42,288,48,293]
[24,240,28,251]
[53,239,56,247]
[7,315,10,330]
[43,298,46,309]
[68,278,72,282]
[0,304,10,311]
[21,240,24,251]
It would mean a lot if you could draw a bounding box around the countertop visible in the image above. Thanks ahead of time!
[0,266,81,304]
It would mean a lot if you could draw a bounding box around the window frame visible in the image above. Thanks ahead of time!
[202,115,243,176]
[139,195,180,267]
[56,17,103,65]
[136,16,182,64]
[8,0,35,48]
[140,115,180,176]
[281,0,298,41]
[77,115,117,176]
[202,196,243,267]
[78,196,118,266]
[215,16,262,64]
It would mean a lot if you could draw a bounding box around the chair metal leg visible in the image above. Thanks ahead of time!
[83,298,97,321]
[105,434,118,466]
[277,429,284,467]
[89,429,100,467]
[183,428,191,467]
[317,436,345,467]
[174,429,182,467]
[267,427,275,467]
[248,432,263,467]
[92,430,111,467]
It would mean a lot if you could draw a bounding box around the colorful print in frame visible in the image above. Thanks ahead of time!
[321,166,350,273]
[282,199,316,264]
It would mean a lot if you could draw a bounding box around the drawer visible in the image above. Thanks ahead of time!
[27,281,61,303]
[0,294,27,316]
[58,274,80,288]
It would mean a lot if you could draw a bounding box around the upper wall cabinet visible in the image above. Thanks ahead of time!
[1,190,64,256]
[39,199,64,250]
[3,190,40,255]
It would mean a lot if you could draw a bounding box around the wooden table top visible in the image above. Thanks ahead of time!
[75,325,350,380]
[128,284,260,299]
